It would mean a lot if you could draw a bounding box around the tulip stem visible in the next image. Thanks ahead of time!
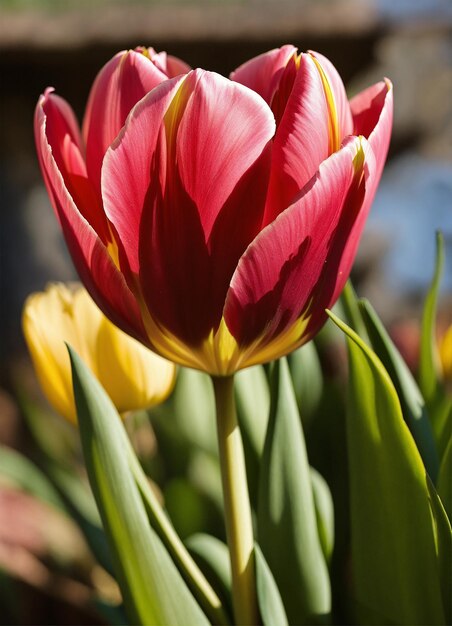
[212,375,257,626]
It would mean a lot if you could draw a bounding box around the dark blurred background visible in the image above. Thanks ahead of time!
[0,1,451,623]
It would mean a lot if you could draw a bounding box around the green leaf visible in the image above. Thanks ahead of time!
[426,476,452,625]
[185,533,232,620]
[0,445,66,512]
[288,341,323,425]
[437,435,452,522]
[255,543,288,626]
[170,367,218,455]
[235,365,270,504]
[419,232,451,455]
[68,345,210,626]
[310,468,335,564]
[328,311,447,625]
[340,280,369,342]
[419,231,444,402]
[235,365,269,461]
[45,462,114,576]
[359,298,439,480]
[258,358,331,625]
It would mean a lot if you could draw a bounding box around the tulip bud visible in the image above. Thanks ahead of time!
[22,283,176,422]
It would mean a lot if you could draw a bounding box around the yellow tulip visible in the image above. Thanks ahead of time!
[22,283,176,423]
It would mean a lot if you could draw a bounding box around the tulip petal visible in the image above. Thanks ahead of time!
[82,50,168,195]
[264,53,331,223]
[35,95,148,344]
[207,142,273,332]
[308,50,354,142]
[333,80,393,297]
[39,89,111,244]
[102,75,187,276]
[148,48,191,77]
[22,285,82,422]
[139,134,213,346]
[224,137,366,352]
[230,45,297,104]
[176,70,276,239]
[351,79,393,182]
[104,70,275,345]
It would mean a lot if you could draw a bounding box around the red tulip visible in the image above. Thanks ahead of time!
[35,45,392,375]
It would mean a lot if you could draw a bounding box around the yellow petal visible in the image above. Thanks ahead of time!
[23,283,176,422]
[22,284,79,422]
[95,313,176,413]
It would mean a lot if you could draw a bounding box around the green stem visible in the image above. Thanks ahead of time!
[212,375,257,626]
[127,439,230,626]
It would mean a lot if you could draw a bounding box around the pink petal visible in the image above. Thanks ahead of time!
[35,94,147,344]
[334,80,393,292]
[230,45,297,104]
[164,54,192,77]
[176,70,276,239]
[351,79,393,182]
[102,75,187,277]
[146,48,191,77]
[264,53,331,224]
[224,136,366,348]
[308,50,354,141]
[39,89,110,244]
[82,49,168,195]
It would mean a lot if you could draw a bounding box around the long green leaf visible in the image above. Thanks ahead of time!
[255,543,288,626]
[258,358,331,625]
[419,232,444,402]
[437,435,452,522]
[186,533,232,620]
[128,447,229,625]
[69,346,210,626]
[359,298,439,480]
[426,476,452,625]
[328,311,447,625]
[310,468,334,564]
[340,280,369,342]
[45,462,114,577]
[419,232,451,455]
[235,365,270,504]
[288,341,323,425]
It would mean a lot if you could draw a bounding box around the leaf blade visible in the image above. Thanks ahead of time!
[328,311,446,625]
[258,358,331,624]
[69,345,210,626]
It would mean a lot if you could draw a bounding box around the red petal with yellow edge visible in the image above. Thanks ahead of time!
[230,45,297,104]
[34,95,148,344]
[224,137,364,348]
[263,53,331,224]
[38,89,110,245]
[82,49,168,195]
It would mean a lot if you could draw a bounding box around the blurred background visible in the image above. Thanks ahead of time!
[0,0,451,623]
